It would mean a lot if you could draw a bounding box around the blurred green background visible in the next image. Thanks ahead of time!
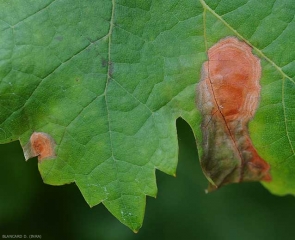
[1,119,295,240]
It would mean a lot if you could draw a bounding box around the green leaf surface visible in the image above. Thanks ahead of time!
[0,0,295,230]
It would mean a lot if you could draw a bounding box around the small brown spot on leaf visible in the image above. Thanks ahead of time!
[197,37,271,191]
[23,132,56,162]
[101,58,108,68]
[108,61,114,77]
[55,36,63,41]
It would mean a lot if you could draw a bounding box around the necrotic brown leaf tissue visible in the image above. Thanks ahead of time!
[197,37,271,191]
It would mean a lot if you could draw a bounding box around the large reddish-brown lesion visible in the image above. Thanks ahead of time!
[197,37,271,190]
[23,132,56,162]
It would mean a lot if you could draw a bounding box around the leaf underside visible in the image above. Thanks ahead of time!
[0,0,295,230]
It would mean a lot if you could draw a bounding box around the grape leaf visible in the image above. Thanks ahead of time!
[0,0,295,231]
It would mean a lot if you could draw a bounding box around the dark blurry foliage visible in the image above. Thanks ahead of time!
[1,119,295,240]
